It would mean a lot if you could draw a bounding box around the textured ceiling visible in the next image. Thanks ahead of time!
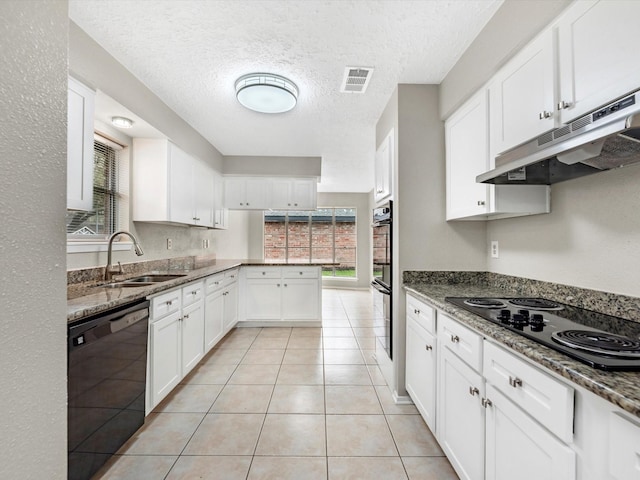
[70,0,502,193]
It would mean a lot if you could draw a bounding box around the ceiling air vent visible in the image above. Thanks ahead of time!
[340,67,374,94]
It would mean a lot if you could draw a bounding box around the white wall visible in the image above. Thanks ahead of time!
[376,84,487,397]
[440,0,640,298]
[0,2,68,478]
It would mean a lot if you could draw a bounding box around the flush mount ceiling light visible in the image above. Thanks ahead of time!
[235,73,298,114]
[111,116,134,128]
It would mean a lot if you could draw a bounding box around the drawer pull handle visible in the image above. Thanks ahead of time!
[277,284,281,287]
[509,376,523,388]
[414,309,420,314]
[482,398,493,408]
[538,110,552,119]
[262,272,266,275]
[299,271,303,275]
[469,386,479,397]
[191,290,198,295]
[450,335,460,343]
[425,344,433,351]
[183,314,189,319]
[166,300,173,306]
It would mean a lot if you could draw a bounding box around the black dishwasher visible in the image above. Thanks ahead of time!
[68,299,150,480]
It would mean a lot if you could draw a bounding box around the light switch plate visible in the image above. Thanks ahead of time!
[491,240,499,258]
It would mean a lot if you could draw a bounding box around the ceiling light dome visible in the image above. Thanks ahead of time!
[235,73,298,114]
[111,116,134,128]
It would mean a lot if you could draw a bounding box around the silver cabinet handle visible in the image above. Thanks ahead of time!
[469,386,479,396]
[299,271,303,275]
[191,290,198,295]
[262,271,266,275]
[166,300,173,306]
[557,100,572,110]
[183,314,189,319]
[376,189,383,193]
[246,202,250,206]
[509,376,523,388]
[414,309,420,314]
[450,335,460,343]
[284,284,288,287]
[239,203,244,206]
[425,344,433,351]
[482,398,493,408]
[538,110,552,119]
[477,200,485,206]
[277,283,281,287]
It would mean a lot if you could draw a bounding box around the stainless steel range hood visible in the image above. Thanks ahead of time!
[477,90,640,185]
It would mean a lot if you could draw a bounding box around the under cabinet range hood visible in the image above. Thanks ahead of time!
[477,90,640,185]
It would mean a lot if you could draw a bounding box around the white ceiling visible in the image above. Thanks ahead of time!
[70,0,502,193]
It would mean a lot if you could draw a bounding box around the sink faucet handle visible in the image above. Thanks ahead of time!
[116,261,123,274]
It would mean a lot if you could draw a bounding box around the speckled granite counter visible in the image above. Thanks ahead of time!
[403,273,640,419]
[67,257,327,323]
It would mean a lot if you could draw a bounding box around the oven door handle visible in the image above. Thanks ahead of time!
[371,281,391,295]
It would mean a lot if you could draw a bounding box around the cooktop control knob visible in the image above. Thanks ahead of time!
[498,309,511,323]
[511,313,528,328]
[518,309,530,318]
[530,313,544,332]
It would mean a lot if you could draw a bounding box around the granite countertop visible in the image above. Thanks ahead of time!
[404,281,640,419]
[67,258,327,323]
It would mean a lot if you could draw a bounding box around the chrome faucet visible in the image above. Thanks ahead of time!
[104,231,144,281]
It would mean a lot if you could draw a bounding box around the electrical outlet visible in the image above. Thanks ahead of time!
[167,238,172,250]
[203,239,209,249]
[491,240,499,258]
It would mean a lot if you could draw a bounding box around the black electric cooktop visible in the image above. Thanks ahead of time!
[445,297,640,371]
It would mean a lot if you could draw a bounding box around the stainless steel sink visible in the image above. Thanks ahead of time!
[126,274,188,283]
[98,273,188,289]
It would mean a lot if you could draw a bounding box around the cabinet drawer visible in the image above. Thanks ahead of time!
[282,267,319,279]
[483,341,574,443]
[406,294,435,333]
[244,267,281,279]
[205,273,225,295]
[151,288,182,321]
[182,281,204,307]
[224,268,239,284]
[438,313,483,371]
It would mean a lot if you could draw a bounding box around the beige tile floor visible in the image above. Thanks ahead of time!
[95,288,459,480]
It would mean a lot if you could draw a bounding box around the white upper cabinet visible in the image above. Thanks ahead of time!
[374,129,393,204]
[556,0,640,123]
[270,177,317,210]
[224,176,270,210]
[446,90,550,221]
[212,171,228,229]
[133,138,215,227]
[67,77,95,211]
[489,31,556,154]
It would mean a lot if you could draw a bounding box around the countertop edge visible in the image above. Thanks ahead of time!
[67,260,326,323]
[403,283,640,420]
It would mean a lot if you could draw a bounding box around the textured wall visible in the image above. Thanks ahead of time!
[0,1,68,478]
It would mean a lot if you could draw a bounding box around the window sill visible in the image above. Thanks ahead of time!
[67,240,133,254]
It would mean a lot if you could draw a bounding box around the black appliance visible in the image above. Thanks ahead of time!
[372,201,392,358]
[446,297,640,371]
[68,299,150,480]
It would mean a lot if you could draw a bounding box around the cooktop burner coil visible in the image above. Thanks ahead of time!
[508,298,563,310]
[552,330,640,358]
[463,298,506,309]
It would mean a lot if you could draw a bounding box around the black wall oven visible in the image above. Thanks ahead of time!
[372,201,392,359]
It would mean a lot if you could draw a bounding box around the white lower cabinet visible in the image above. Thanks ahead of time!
[240,266,321,323]
[149,309,182,411]
[437,329,485,480]
[485,384,575,480]
[405,294,437,432]
[222,273,238,332]
[432,310,577,480]
[608,412,640,480]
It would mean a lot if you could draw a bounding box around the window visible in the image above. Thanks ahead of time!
[66,137,120,238]
[264,208,357,277]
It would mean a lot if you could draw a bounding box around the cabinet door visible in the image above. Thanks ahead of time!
[244,177,269,209]
[271,178,293,209]
[282,279,319,320]
[223,282,238,331]
[169,143,194,224]
[485,385,576,480]
[193,158,214,227]
[490,31,556,154]
[438,347,485,480]
[609,412,640,480]
[150,310,182,409]
[181,300,205,376]
[244,279,282,320]
[205,289,224,352]
[446,90,489,220]
[557,0,640,123]
[375,130,393,203]
[406,317,437,432]
[67,77,95,211]
[224,177,246,209]
[213,172,228,229]
[291,179,317,210]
